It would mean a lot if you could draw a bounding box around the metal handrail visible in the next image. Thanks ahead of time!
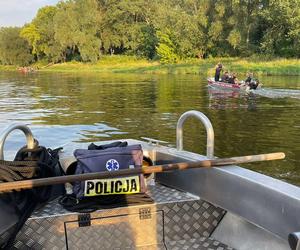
[0,124,36,160]
[176,110,214,158]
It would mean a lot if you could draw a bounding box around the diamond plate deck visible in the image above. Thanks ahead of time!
[11,183,229,249]
[159,200,225,241]
[166,237,234,250]
[30,184,196,218]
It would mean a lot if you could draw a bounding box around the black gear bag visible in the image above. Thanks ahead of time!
[0,144,65,249]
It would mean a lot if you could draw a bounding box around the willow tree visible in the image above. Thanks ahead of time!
[97,0,155,56]
[54,0,102,62]
[0,27,33,65]
[21,6,63,62]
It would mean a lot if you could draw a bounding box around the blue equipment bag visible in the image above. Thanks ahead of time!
[72,144,146,199]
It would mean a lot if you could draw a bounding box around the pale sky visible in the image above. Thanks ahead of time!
[0,0,60,27]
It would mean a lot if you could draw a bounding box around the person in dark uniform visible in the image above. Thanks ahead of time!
[221,71,230,82]
[228,73,238,84]
[214,63,223,81]
[249,79,259,89]
[245,72,253,83]
[245,72,260,89]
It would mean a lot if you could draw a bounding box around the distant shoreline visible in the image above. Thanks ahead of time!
[1,56,300,76]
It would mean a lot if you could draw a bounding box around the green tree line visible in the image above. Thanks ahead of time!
[0,0,300,66]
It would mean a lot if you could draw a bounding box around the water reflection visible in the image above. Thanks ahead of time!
[208,87,258,110]
[0,71,299,186]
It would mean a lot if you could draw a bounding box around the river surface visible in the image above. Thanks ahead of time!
[0,71,299,186]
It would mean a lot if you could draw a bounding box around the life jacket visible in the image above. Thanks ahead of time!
[249,79,258,89]
[245,76,252,83]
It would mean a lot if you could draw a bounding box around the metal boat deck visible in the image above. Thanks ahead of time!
[1,110,299,250]
[13,183,231,250]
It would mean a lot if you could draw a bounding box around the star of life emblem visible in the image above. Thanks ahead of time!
[106,159,120,171]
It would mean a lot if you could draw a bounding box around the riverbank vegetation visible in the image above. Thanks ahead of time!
[0,0,300,72]
[33,56,300,76]
[1,55,300,76]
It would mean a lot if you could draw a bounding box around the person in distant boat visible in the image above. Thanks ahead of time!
[245,72,260,89]
[214,63,223,81]
[221,71,230,83]
[245,72,253,83]
[249,79,260,89]
[228,73,238,84]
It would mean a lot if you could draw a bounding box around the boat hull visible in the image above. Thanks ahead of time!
[0,113,298,250]
[208,78,248,92]
[7,139,296,250]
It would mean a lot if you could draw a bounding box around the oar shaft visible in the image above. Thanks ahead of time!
[0,152,285,193]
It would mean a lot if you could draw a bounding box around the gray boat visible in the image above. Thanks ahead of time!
[0,110,299,250]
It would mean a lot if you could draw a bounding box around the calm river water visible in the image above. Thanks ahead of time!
[0,71,299,185]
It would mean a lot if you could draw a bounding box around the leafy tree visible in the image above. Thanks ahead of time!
[136,25,158,59]
[21,6,63,62]
[20,23,40,56]
[54,0,102,62]
[259,0,300,57]
[228,29,241,50]
[156,31,179,63]
[152,0,210,59]
[1,0,300,65]
[206,0,243,56]
[226,0,268,55]
[0,27,33,65]
[98,0,154,56]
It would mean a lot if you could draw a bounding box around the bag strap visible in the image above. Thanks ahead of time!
[59,194,125,213]
[88,141,128,150]
[59,193,154,213]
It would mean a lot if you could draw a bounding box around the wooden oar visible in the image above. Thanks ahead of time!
[0,152,285,193]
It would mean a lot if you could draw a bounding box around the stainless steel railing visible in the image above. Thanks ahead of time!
[0,124,36,160]
[176,110,214,158]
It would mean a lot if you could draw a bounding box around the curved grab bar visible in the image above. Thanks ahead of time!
[176,110,214,158]
[0,124,36,160]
